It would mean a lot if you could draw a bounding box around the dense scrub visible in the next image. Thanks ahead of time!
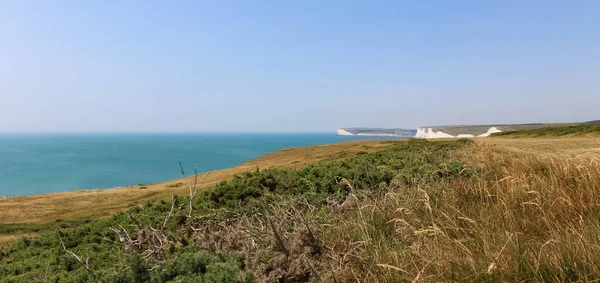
[492,123,600,137]
[3,138,599,282]
[0,140,469,282]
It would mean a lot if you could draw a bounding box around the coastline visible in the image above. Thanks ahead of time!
[356,133,413,137]
[338,134,412,137]
[0,139,399,224]
[337,128,415,137]
[0,132,405,197]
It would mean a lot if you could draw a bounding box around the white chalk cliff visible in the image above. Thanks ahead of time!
[476,127,502,137]
[415,127,502,139]
[337,128,416,136]
[337,129,355,136]
[415,128,455,139]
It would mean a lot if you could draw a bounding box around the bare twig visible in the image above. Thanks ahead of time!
[162,194,176,230]
[128,213,143,230]
[189,171,209,218]
[179,161,209,218]
[268,219,289,257]
[58,233,98,283]
[178,161,187,178]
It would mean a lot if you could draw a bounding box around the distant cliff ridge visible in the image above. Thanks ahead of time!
[340,121,598,139]
[338,128,417,137]
[415,122,591,139]
[415,126,501,139]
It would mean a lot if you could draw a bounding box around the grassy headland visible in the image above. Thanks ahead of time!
[491,121,600,137]
[0,140,395,244]
[1,135,600,281]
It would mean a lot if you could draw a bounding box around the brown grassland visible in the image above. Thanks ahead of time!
[0,140,395,245]
[323,135,600,281]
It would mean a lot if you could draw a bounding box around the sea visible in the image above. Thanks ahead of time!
[0,133,409,196]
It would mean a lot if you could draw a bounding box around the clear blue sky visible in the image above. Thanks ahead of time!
[1,1,598,132]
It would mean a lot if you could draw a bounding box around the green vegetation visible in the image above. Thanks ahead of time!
[0,140,469,282]
[2,138,600,281]
[0,217,98,236]
[492,122,600,137]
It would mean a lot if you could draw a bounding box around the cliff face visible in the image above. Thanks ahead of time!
[415,128,455,139]
[337,128,416,137]
[415,127,502,139]
[337,129,354,136]
[348,121,594,139]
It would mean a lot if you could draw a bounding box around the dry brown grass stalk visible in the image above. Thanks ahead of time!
[321,142,600,281]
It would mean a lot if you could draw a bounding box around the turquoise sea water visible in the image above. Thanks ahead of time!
[0,133,408,196]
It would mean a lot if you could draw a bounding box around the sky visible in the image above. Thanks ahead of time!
[1,1,599,132]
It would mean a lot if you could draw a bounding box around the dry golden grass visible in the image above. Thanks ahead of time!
[482,136,600,154]
[0,140,395,225]
[323,138,600,281]
[0,234,37,246]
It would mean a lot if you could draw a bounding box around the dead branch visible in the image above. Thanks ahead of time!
[178,161,209,218]
[268,218,289,257]
[58,233,98,283]
[189,171,209,218]
[162,194,176,230]
[127,213,143,230]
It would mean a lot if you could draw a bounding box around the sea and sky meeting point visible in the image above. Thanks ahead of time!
[1,1,599,281]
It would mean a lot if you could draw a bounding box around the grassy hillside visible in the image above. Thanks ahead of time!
[0,140,398,247]
[0,140,394,240]
[2,138,600,281]
[492,123,600,137]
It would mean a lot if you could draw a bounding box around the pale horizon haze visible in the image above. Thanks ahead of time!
[1,1,599,133]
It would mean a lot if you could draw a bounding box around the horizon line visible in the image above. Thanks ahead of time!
[0,131,344,135]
